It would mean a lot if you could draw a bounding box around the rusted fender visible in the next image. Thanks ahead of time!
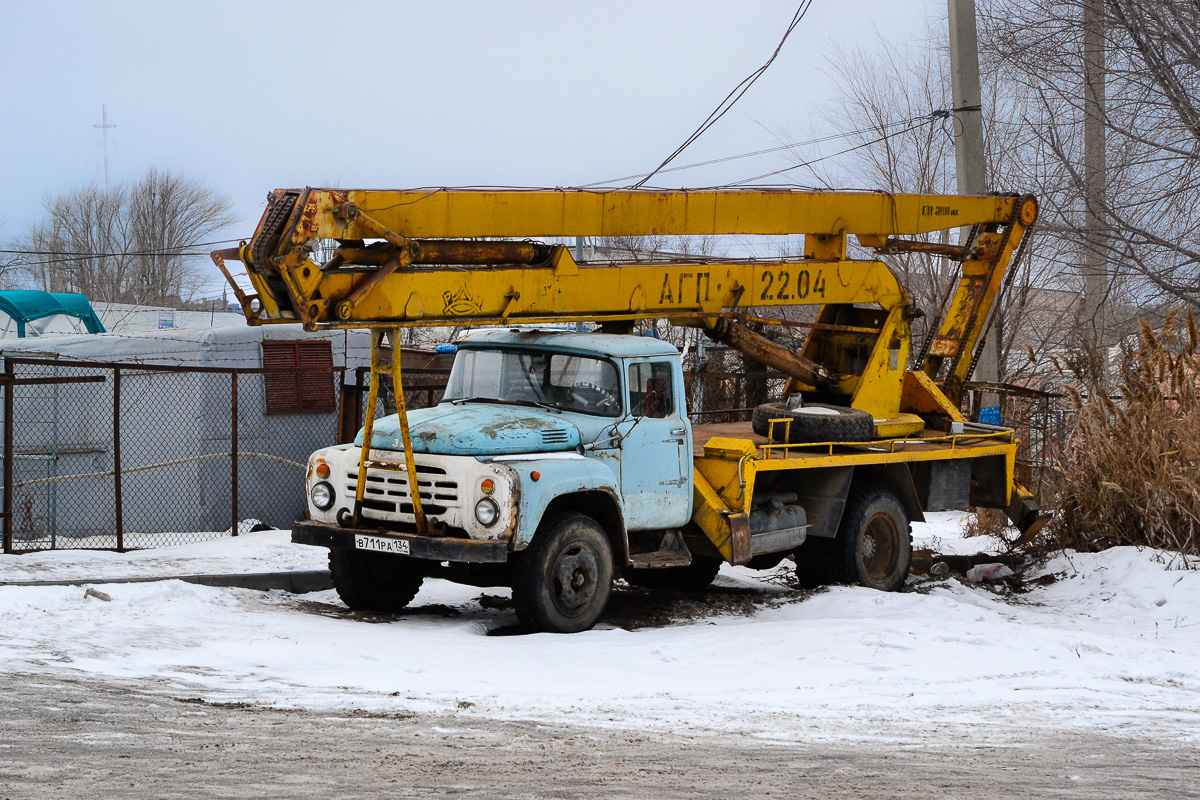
[691,468,752,565]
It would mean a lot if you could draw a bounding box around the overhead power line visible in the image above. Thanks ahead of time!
[717,118,938,187]
[585,115,941,188]
[630,1,814,189]
[1,239,246,269]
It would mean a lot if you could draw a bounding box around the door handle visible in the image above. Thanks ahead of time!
[670,428,687,436]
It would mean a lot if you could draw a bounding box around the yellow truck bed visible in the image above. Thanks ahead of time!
[691,420,1016,466]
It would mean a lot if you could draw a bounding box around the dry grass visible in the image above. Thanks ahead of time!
[1048,309,1200,557]
[959,508,1016,552]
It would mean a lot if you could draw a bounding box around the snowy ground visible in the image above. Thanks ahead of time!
[1,513,1198,746]
[0,528,327,583]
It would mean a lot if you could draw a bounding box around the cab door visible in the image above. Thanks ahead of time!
[619,359,692,529]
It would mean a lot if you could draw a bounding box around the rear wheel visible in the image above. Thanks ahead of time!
[834,486,911,591]
[793,536,837,589]
[513,513,613,633]
[329,548,425,612]
[624,555,722,592]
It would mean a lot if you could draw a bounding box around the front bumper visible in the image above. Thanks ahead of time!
[293,520,509,563]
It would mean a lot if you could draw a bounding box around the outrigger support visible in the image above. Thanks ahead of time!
[351,329,428,533]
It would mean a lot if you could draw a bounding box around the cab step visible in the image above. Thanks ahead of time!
[628,550,693,569]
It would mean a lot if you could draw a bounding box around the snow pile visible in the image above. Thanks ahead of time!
[0,529,326,583]
[0,517,1198,743]
[911,509,1003,555]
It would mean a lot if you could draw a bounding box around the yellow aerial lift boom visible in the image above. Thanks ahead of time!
[215,187,1035,411]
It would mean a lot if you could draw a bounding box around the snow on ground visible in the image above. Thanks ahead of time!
[1,514,1198,744]
[0,529,327,582]
[911,509,1008,555]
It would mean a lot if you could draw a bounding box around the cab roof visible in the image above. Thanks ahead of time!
[455,328,679,359]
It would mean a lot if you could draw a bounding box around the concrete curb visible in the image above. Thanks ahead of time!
[0,570,333,593]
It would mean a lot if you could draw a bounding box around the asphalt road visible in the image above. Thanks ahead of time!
[1,672,1196,799]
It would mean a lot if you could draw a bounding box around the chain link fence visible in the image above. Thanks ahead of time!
[683,369,784,424]
[2,352,1062,553]
[963,381,1069,498]
[1,358,449,553]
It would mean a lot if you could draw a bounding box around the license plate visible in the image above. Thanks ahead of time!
[353,534,411,555]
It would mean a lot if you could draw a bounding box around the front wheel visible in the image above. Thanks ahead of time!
[512,513,614,633]
[329,548,424,612]
[834,485,912,591]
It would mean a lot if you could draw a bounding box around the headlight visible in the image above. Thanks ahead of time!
[310,481,335,510]
[474,497,499,527]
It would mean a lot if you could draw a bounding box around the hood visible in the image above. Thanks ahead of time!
[356,403,582,455]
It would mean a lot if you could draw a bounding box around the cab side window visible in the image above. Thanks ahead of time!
[628,362,674,419]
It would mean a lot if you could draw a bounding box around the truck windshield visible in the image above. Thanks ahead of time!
[444,348,622,417]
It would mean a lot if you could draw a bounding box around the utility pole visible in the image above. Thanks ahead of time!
[948,0,1001,419]
[1082,0,1109,383]
[93,105,116,190]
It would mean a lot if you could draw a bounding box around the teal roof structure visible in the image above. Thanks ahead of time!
[0,290,106,337]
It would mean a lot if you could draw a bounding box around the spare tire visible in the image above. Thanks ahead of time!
[751,401,874,444]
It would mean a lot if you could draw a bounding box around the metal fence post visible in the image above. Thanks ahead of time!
[113,367,124,552]
[231,371,239,536]
[3,362,13,554]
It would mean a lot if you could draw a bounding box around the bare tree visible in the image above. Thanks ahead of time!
[798,24,1080,383]
[807,29,961,344]
[0,223,22,289]
[22,169,236,306]
[979,0,1200,317]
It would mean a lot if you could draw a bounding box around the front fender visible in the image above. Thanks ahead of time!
[489,453,621,549]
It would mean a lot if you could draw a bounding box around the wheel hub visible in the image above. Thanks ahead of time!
[862,512,899,583]
[552,545,599,614]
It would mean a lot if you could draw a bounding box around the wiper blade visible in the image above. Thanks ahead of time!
[449,397,562,413]
[512,399,562,414]
[448,396,501,405]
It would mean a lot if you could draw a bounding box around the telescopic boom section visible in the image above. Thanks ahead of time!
[212,187,1036,401]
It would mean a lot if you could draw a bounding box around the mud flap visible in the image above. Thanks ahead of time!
[1007,486,1053,546]
[690,468,753,565]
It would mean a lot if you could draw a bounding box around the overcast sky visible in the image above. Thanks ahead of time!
[2,0,938,294]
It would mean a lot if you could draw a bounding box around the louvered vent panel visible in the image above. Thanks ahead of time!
[262,340,334,415]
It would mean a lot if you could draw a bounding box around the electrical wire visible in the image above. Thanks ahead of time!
[713,116,945,188]
[582,116,937,188]
[0,237,243,256]
[630,1,814,190]
[2,239,248,269]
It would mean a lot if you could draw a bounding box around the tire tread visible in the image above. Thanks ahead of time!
[833,485,912,591]
[751,402,874,443]
[329,549,424,612]
[512,512,613,633]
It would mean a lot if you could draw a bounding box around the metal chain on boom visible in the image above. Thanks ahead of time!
[964,215,1036,382]
[913,222,982,371]
[250,191,299,268]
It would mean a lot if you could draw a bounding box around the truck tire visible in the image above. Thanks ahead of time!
[512,513,613,633]
[751,402,874,444]
[624,555,722,592]
[793,536,837,589]
[329,549,424,612]
[834,485,912,591]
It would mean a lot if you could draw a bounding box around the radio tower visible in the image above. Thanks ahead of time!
[93,105,117,190]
